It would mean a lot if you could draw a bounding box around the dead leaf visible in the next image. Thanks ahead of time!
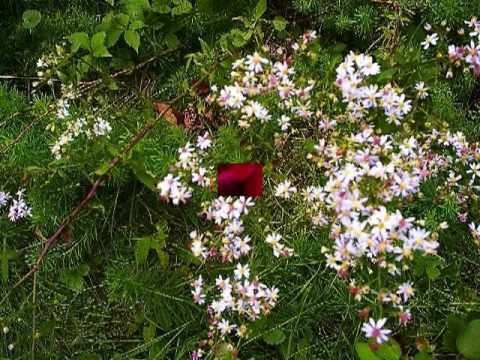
[153,102,180,125]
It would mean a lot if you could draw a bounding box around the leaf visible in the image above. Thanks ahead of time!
[153,102,179,125]
[124,30,140,53]
[143,323,156,342]
[135,237,152,264]
[171,0,193,15]
[129,152,157,191]
[376,339,401,360]
[68,32,90,53]
[22,10,42,30]
[91,32,112,58]
[414,351,433,360]
[263,329,286,345]
[122,0,151,19]
[60,264,90,291]
[253,0,267,20]
[443,315,468,351]
[165,33,180,49]
[129,19,145,30]
[355,342,382,360]
[272,16,287,31]
[134,222,169,267]
[457,319,480,360]
[152,0,170,13]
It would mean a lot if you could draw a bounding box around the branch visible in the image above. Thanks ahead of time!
[1,73,212,302]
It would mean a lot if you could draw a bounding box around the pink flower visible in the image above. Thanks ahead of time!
[361,318,392,344]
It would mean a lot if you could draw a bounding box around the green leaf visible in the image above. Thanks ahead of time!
[22,10,42,30]
[253,0,267,20]
[143,323,156,342]
[129,19,145,30]
[91,32,112,58]
[444,315,467,351]
[68,32,90,53]
[124,30,140,53]
[457,319,480,360]
[263,329,286,345]
[171,0,193,15]
[134,222,169,267]
[165,33,180,49]
[152,0,170,13]
[122,0,151,19]
[414,351,433,360]
[355,342,382,360]
[272,16,287,31]
[376,340,401,360]
[59,264,90,291]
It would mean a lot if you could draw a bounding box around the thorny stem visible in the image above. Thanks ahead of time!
[0,68,215,306]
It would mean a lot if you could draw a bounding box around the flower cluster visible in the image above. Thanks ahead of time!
[211,41,316,131]
[190,196,281,357]
[190,196,254,261]
[265,232,294,257]
[335,52,412,125]
[427,17,480,78]
[51,114,112,159]
[0,189,32,222]
[157,132,213,205]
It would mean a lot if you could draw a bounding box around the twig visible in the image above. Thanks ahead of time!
[31,271,37,358]
[0,72,213,304]
[0,110,50,156]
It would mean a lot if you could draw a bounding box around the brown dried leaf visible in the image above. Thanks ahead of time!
[153,102,180,125]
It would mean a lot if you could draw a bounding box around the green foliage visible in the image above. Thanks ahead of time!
[1,0,480,359]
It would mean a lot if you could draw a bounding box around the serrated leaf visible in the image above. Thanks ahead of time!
[22,10,42,30]
[253,0,267,20]
[263,329,286,345]
[129,19,145,30]
[122,0,151,19]
[457,319,480,360]
[272,16,287,31]
[68,32,90,53]
[135,237,152,264]
[171,0,193,15]
[355,342,382,360]
[152,0,170,13]
[91,32,112,57]
[124,30,140,53]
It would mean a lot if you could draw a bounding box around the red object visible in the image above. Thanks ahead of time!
[217,163,263,197]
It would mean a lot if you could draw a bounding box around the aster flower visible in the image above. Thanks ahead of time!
[361,318,392,344]
[414,82,429,99]
[421,33,439,49]
[245,52,269,73]
[275,180,297,199]
[396,282,415,302]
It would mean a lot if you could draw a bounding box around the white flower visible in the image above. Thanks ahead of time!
[278,115,291,131]
[234,263,250,280]
[275,180,297,199]
[361,318,392,344]
[245,52,269,73]
[196,132,212,150]
[0,192,11,208]
[192,167,210,187]
[421,33,439,49]
[414,82,429,99]
[92,117,112,137]
[397,282,415,302]
[217,319,236,335]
